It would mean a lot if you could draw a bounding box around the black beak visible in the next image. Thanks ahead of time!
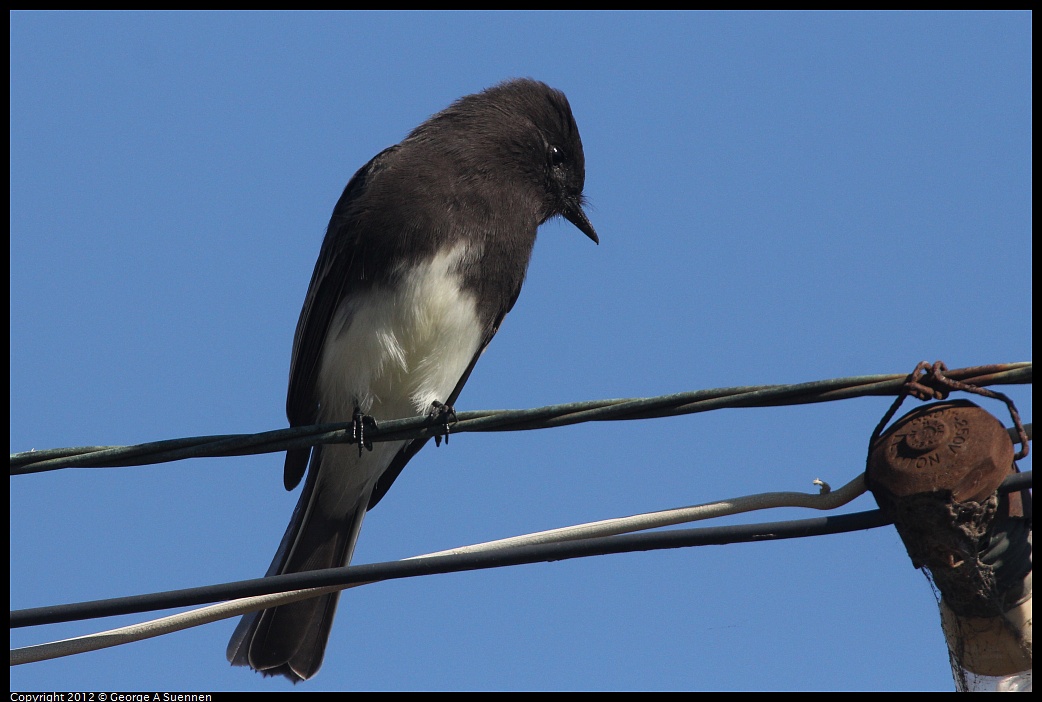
[562,199,599,244]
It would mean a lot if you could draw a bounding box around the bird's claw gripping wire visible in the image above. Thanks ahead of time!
[428,400,457,447]
[352,407,377,456]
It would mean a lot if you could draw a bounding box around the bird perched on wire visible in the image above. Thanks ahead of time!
[227,78,598,682]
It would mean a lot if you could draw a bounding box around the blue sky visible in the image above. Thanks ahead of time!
[10,11,1032,692]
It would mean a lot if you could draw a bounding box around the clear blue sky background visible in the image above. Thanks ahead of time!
[10,11,1032,692]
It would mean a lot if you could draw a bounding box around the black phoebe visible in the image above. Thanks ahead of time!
[226,78,597,681]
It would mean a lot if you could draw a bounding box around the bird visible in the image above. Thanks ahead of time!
[226,78,598,682]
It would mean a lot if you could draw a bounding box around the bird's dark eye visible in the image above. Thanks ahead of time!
[548,145,566,167]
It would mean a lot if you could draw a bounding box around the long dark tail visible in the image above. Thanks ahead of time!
[227,446,369,682]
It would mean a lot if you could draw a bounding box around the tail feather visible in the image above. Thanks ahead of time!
[227,446,371,682]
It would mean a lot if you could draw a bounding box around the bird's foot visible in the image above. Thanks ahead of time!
[428,400,457,447]
[352,406,378,456]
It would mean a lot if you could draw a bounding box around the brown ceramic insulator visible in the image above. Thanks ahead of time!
[866,399,1015,505]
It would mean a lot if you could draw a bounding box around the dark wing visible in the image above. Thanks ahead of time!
[283,145,400,490]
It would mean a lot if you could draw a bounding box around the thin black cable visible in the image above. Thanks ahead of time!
[11,468,1030,631]
[10,509,892,629]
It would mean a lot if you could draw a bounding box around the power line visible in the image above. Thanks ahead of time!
[10,470,1030,632]
[9,362,1031,671]
[9,362,1031,476]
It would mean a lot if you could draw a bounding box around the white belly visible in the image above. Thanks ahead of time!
[316,242,484,425]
